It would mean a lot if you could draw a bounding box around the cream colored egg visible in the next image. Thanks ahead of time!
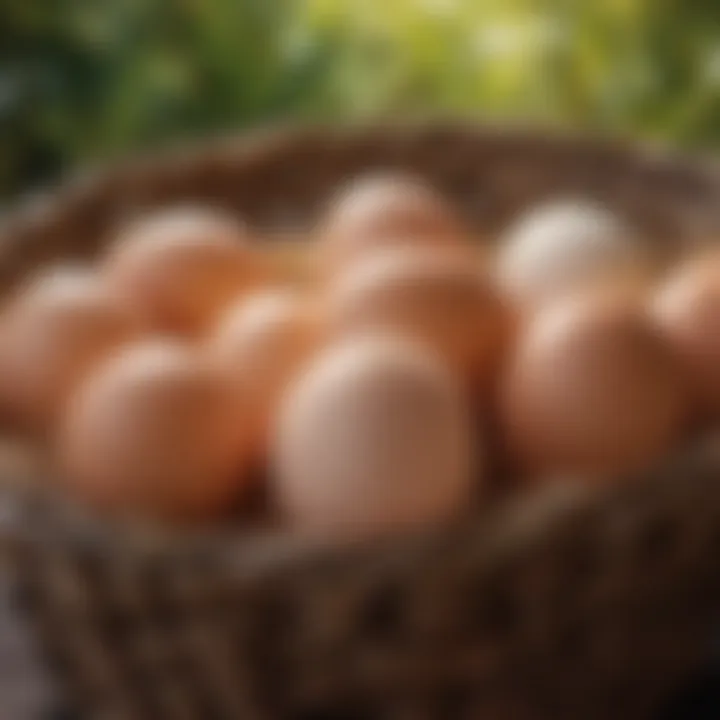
[327,246,509,394]
[272,334,477,539]
[59,340,251,521]
[651,254,720,417]
[208,288,324,457]
[319,173,468,274]
[103,206,273,336]
[500,290,687,481]
[0,266,143,431]
[496,200,651,308]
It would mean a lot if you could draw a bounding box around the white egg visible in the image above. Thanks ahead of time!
[496,200,649,307]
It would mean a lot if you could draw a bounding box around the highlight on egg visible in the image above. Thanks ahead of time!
[319,173,469,275]
[59,340,252,521]
[327,245,509,394]
[208,288,324,458]
[103,206,274,337]
[272,333,478,539]
[0,265,143,431]
[496,199,652,308]
[499,289,688,482]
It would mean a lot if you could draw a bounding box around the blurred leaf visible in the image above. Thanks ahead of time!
[1,0,719,197]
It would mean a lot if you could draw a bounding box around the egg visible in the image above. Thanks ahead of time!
[272,334,476,539]
[59,340,251,521]
[319,173,468,274]
[327,246,509,394]
[103,206,273,336]
[651,254,720,417]
[500,290,687,481]
[208,288,324,457]
[0,266,143,431]
[496,200,652,308]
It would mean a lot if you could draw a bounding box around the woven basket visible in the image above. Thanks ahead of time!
[0,124,719,720]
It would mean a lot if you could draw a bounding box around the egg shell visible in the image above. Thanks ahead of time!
[500,290,688,481]
[59,340,252,521]
[327,246,509,395]
[651,254,720,418]
[208,288,324,458]
[0,266,143,431]
[496,199,652,308]
[272,334,477,539]
[103,206,273,337]
[319,173,469,275]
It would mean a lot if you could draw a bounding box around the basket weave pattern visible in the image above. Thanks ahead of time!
[0,125,719,719]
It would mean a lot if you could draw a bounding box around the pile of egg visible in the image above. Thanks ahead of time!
[0,173,716,541]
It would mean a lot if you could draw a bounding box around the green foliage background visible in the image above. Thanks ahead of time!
[1,0,719,198]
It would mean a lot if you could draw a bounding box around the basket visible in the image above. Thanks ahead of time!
[0,124,719,719]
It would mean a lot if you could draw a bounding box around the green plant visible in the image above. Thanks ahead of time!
[1,0,718,199]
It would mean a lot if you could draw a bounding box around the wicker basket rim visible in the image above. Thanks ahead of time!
[1,120,718,238]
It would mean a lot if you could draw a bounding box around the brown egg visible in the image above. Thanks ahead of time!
[272,334,476,539]
[500,290,687,481]
[496,200,653,308]
[319,173,468,274]
[103,206,273,337]
[0,266,143,431]
[59,340,251,521]
[208,288,324,457]
[327,246,509,394]
[651,254,720,417]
